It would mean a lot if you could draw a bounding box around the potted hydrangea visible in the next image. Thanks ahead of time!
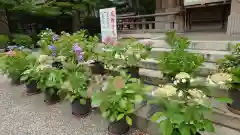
[20,54,41,95]
[101,37,152,78]
[151,72,231,135]
[92,72,148,134]
[60,64,92,117]
[36,55,67,104]
[0,50,30,85]
[215,43,240,114]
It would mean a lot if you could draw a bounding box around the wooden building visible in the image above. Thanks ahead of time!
[117,0,240,36]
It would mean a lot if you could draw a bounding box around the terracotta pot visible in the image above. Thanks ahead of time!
[108,119,130,135]
[227,89,240,115]
[25,80,41,95]
[71,99,91,117]
[89,61,105,75]
[44,91,60,105]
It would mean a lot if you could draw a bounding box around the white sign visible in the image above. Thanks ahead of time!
[99,7,117,42]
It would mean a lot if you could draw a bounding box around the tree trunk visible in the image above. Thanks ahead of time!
[0,9,10,35]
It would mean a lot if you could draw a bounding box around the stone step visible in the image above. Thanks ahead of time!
[150,48,230,63]
[140,58,216,71]
[139,59,217,86]
[139,38,240,51]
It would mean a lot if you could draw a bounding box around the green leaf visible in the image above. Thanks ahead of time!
[171,114,185,124]
[203,119,215,132]
[125,116,132,125]
[125,90,135,94]
[80,99,86,105]
[102,111,109,118]
[160,119,173,135]
[216,97,233,104]
[117,114,124,121]
[91,98,101,106]
[151,112,164,122]
[20,75,28,81]
[179,123,191,135]
[134,95,143,103]
[119,99,127,108]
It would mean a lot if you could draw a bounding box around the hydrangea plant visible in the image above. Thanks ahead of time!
[100,37,152,71]
[151,72,232,135]
[158,31,204,79]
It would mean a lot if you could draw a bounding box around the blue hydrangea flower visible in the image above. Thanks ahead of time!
[48,45,56,51]
[72,43,82,52]
[52,34,59,41]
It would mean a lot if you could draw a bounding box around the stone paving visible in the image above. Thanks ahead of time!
[0,75,240,135]
[0,75,142,135]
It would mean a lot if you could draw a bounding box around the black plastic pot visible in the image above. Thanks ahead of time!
[25,80,41,95]
[44,91,60,105]
[227,89,240,115]
[4,47,10,52]
[89,61,105,75]
[126,66,139,78]
[52,61,63,69]
[108,119,130,135]
[71,99,91,117]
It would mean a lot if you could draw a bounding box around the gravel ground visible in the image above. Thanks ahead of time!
[0,75,145,135]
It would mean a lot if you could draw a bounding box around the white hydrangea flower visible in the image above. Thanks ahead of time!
[135,54,141,59]
[175,72,190,80]
[36,64,52,71]
[114,54,121,59]
[177,91,183,97]
[209,73,231,84]
[181,79,187,83]
[155,85,177,97]
[188,89,206,99]
[38,55,53,64]
[173,80,178,85]
[56,56,66,62]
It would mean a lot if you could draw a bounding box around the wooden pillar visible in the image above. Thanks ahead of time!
[227,0,240,35]
[155,0,163,12]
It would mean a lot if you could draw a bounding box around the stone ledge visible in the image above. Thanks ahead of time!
[150,48,229,62]
[140,58,217,71]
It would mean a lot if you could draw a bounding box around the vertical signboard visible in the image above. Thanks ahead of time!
[99,7,117,42]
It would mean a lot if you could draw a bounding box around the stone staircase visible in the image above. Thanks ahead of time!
[119,34,240,134]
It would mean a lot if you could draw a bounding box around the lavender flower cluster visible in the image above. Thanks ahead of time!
[48,34,59,57]
[73,43,84,62]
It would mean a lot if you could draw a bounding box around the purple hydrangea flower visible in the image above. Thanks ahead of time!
[52,34,59,41]
[77,54,84,62]
[72,43,82,52]
[48,45,56,51]
[52,53,57,57]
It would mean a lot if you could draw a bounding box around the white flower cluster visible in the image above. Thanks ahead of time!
[207,73,232,89]
[38,55,53,65]
[55,56,66,62]
[155,85,177,97]
[36,64,52,71]
[114,53,125,59]
[173,72,190,85]
[188,89,208,105]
